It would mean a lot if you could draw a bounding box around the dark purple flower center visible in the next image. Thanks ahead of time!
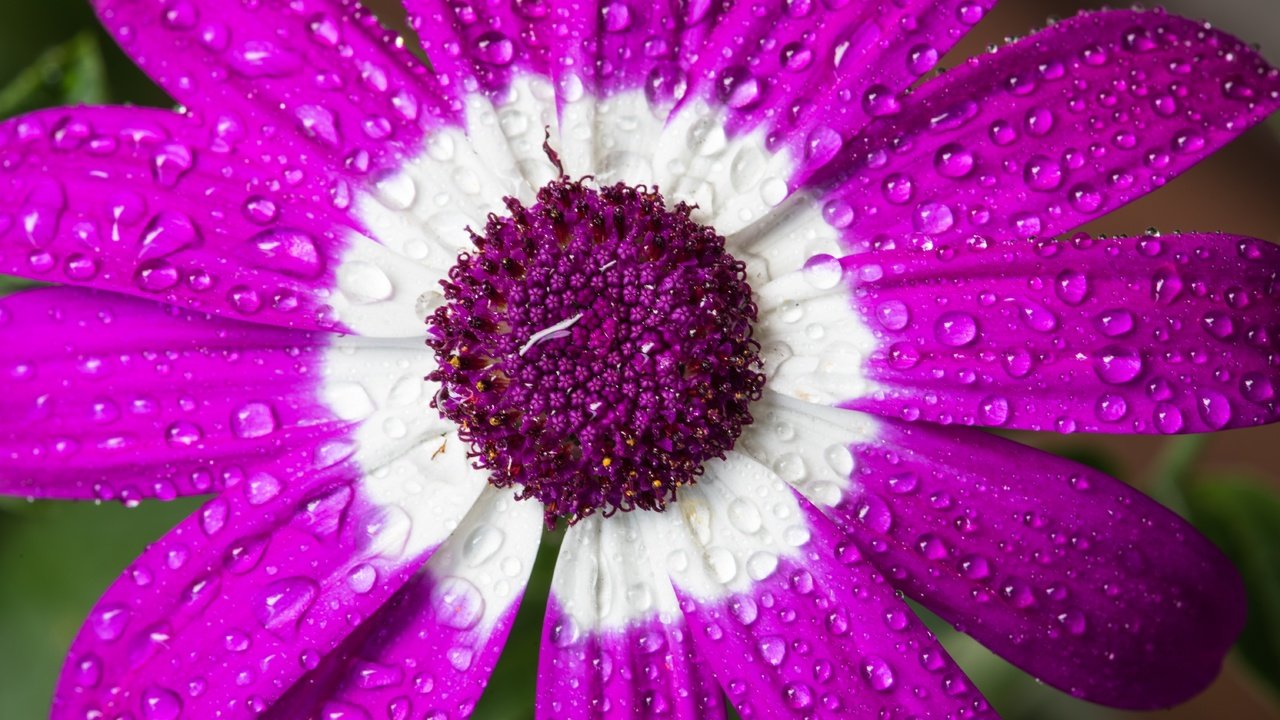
[427,175,764,526]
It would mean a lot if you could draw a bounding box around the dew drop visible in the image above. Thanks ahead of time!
[1093,346,1143,384]
[861,656,895,691]
[255,577,319,631]
[231,402,278,439]
[717,66,762,109]
[934,311,978,347]
[432,576,486,630]
[140,687,183,720]
[1195,391,1232,430]
[229,40,302,78]
[475,31,515,65]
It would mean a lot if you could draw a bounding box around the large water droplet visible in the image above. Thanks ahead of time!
[432,576,486,630]
[255,577,319,631]
[231,402,278,439]
[717,66,762,109]
[861,656,895,691]
[1093,346,1143,384]
[934,311,978,347]
[229,40,302,78]
[135,212,199,264]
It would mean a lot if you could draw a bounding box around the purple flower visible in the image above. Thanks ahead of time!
[1,1,1277,718]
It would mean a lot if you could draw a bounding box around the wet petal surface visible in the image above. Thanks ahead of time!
[807,9,1280,250]
[842,232,1280,433]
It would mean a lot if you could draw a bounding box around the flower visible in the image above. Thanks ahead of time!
[0,0,1277,717]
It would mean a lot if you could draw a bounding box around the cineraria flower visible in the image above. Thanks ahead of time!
[1,0,1278,717]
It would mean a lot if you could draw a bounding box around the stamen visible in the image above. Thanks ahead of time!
[428,176,764,526]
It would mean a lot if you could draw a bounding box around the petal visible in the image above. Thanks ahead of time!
[91,0,445,174]
[0,287,333,501]
[740,395,1247,709]
[657,451,996,719]
[537,511,725,720]
[53,436,489,720]
[0,106,445,335]
[841,232,1280,433]
[678,0,995,172]
[405,0,553,97]
[805,9,1280,250]
[264,486,543,720]
[0,287,449,501]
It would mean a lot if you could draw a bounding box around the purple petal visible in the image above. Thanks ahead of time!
[663,453,996,719]
[265,487,543,720]
[53,440,489,720]
[537,513,725,719]
[680,0,996,171]
[0,288,349,501]
[841,232,1280,433]
[90,0,446,173]
[405,0,553,97]
[806,9,1280,250]
[0,106,454,336]
[834,417,1246,708]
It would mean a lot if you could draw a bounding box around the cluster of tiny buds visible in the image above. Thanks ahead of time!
[427,170,764,527]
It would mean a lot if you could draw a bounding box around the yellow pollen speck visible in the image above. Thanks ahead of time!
[601,457,612,467]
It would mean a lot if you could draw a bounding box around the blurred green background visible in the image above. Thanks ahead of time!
[0,1,1277,718]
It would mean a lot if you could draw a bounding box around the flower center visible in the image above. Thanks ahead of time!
[427,172,763,526]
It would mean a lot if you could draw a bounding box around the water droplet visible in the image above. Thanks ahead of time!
[338,261,394,304]
[475,31,514,65]
[781,42,814,71]
[432,576,486,630]
[1200,310,1235,340]
[783,682,814,710]
[1152,267,1184,304]
[255,577,319,631]
[862,84,901,117]
[1024,155,1064,191]
[246,471,282,505]
[907,43,939,74]
[861,656,895,691]
[224,534,270,574]
[229,40,302,78]
[140,687,182,720]
[1093,346,1143,384]
[231,401,278,439]
[881,173,913,204]
[758,635,787,666]
[1018,299,1059,332]
[151,143,194,187]
[90,604,130,641]
[1094,308,1135,337]
[934,311,978,347]
[138,211,200,261]
[934,143,975,178]
[1095,394,1128,422]
[913,202,954,234]
[165,421,203,447]
[1153,403,1185,434]
[874,300,910,331]
[1196,391,1232,430]
[977,395,1009,426]
[295,105,340,147]
[1241,372,1275,403]
[1054,269,1088,305]
[717,66,762,109]
[346,563,377,594]
[601,1,632,31]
